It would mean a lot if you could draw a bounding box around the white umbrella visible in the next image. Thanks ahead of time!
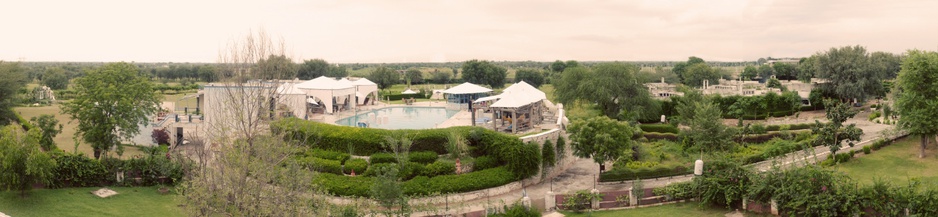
[402,89,418,94]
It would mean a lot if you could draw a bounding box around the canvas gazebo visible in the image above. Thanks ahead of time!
[352,78,379,105]
[484,81,547,134]
[442,82,492,110]
[295,76,356,114]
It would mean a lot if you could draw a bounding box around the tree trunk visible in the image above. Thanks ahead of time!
[921,134,928,158]
[93,148,102,159]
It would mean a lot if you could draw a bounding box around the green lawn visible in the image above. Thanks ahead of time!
[832,136,938,188]
[14,104,146,159]
[0,187,183,217]
[560,202,768,217]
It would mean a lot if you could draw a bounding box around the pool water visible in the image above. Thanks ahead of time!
[335,107,460,129]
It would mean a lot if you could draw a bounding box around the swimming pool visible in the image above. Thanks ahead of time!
[335,107,460,129]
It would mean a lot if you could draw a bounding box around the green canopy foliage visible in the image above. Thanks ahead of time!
[0,125,56,196]
[568,116,636,168]
[461,60,507,88]
[895,50,938,158]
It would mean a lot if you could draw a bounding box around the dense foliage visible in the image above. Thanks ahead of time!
[0,126,56,196]
[895,50,938,158]
[461,60,507,88]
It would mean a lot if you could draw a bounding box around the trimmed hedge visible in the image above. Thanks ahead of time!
[297,156,343,175]
[306,149,351,164]
[599,165,691,182]
[474,156,499,170]
[319,167,517,197]
[423,161,456,177]
[50,152,185,188]
[363,163,397,177]
[344,158,368,175]
[643,132,679,141]
[409,151,439,164]
[638,123,679,134]
[51,154,108,187]
[369,153,397,164]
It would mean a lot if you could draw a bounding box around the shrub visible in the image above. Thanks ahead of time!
[542,140,556,167]
[297,156,343,175]
[314,173,375,197]
[502,141,541,179]
[306,149,351,164]
[643,132,679,141]
[344,158,368,175]
[654,182,696,201]
[369,153,397,164]
[868,111,881,121]
[415,167,515,195]
[750,124,767,134]
[638,123,679,134]
[862,146,871,154]
[51,154,108,188]
[834,153,852,163]
[408,151,439,164]
[492,202,540,217]
[422,161,456,177]
[599,165,690,182]
[363,163,397,177]
[400,162,426,180]
[272,118,486,155]
[473,156,499,171]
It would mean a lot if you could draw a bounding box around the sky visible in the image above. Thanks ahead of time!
[2,0,937,63]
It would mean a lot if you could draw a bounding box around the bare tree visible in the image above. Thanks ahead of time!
[178,29,325,216]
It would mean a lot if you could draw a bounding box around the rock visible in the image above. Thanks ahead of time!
[91,188,118,198]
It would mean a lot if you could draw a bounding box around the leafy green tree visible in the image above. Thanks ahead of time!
[549,60,566,73]
[797,56,817,82]
[565,60,580,68]
[553,66,589,105]
[42,67,70,90]
[673,56,705,83]
[326,65,348,78]
[297,59,330,80]
[461,60,507,88]
[757,64,775,80]
[430,70,452,84]
[683,63,720,87]
[568,116,635,172]
[30,114,62,151]
[256,54,297,80]
[514,68,545,88]
[0,125,56,196]
[740,65,758,80]
[368,66,399,90]
[871,51,902,79]
[371,166,409,217]
[766,78,784,91]
[895,50,938,158]
[61,62,160,159]
[554,63,653,119]
[404,68,423,86]
[772,63,797,81]
[811,100,863,158]
[814,45,886,102]
[0,61,27,125]
[683,101,735,151]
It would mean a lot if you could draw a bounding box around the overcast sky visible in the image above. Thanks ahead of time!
[3,0,937,63]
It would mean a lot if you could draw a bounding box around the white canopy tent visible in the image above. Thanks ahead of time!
[352,78,379,105]
[489,81,546,108]
[402,89,418,94]
[442,82,493,95]
[442,82,492,109]
[276,82,307,118]
[296,76,356,114]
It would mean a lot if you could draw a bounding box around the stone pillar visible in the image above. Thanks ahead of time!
[770,199,779,215]
[521,196,532,208]
[591,189,601,209]
[545,191,556,211]
[742,196,748,210]
[694,159,704,176]
[628,187,637,206]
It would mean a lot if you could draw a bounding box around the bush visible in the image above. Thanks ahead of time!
[400,162,426,180]
[297,156,343,174]
[272,118,484,155]
[404,167,515,196]
[306,149,351,164]
[363,163,397,177]
[750,124,767,134]
[862,146,871,154]
[599,165,691,182]
[653,182,696,201]
[51,154,108,187]
[542,140,556,167]
[344,158,368,175]
[643,132,679,141]
[369,153,398,164]
[314,173,375,197]
[834,153,852,163]
[408,151,439,164]
[638,124,679,134]
[868,111,882,121]
[473,156,499,170]
[492,202,541,217]
[422,161,456,177]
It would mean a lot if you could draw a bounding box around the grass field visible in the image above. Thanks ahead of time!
[0,187,183,217]
[560,202,768,217]
[832,136,938,188]
[14,104,146,159]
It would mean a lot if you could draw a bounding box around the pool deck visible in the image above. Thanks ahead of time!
[310,100,561,135]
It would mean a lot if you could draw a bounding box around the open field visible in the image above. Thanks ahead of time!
[560,201,768,217]
[14,104,146,159]
[0,186,183,217]
[833,136,938,189]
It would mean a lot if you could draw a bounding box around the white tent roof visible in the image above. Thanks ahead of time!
[489,81,547,108]
[473,95,501,103]
[352,77,378,86]
[442,82,492,94]
[276,82,305,95]
[306,98,319,105]
[296,76,354,90]
[402,89,418,94]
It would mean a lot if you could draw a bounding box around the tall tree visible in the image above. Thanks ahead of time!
[814,45,885,102]
[553,63,653,119]
[870,51,902,79]
[895,50,938,158]
[549,60,566,73]
[326,64,349,78]
[0,125,56,197]
[0,61,27,125]
[568,116,635,172]
[430,70,452,84]
[757,64,775,80]
[740,65,758,80]
[514,68,545,88]
[369,66,399,90]
[684,101,735,151]
[797,56,817,82]
[461,60,507,88]
[61,62,160,159]
[811,100,863,158]
[673,56,705,83]
[42,67,70,90]
[772,63,797,81]
[297,59,330,80]
[256,54,297,80]
[30,114,62,151]
[683,63,721,87]
[404,68,423,86]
